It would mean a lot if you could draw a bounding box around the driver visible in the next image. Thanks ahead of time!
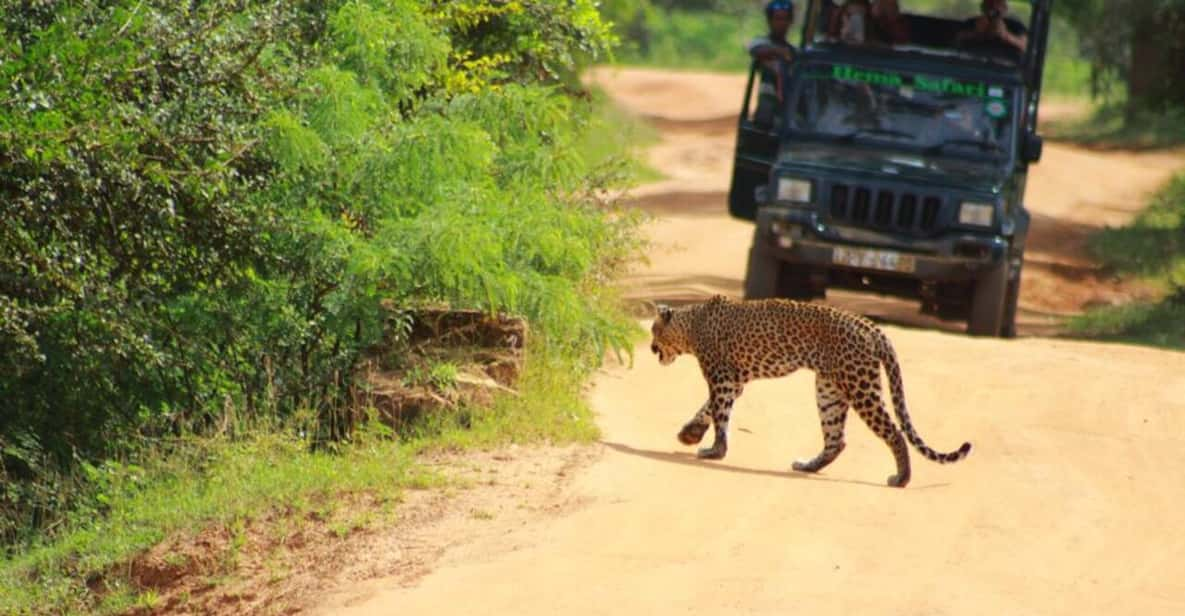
[748,0,797,128]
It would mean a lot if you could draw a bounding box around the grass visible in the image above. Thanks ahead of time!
[616,10,764,73]
[1044,103,1185,150]
[579,85,664,185]
[1067,174,1185,350]
[0,348,604,615]
[403,360,460,390]
[0,434,427,613]
[1067,297,1185,349]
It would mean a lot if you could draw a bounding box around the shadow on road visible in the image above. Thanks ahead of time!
[639,114,736,136]
[600,440,952,490]
[626,190,729,217]
[624,273,743,314]
[1025,211,1101,264]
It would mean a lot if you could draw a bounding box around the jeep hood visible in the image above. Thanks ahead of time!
[775,142,1009,193]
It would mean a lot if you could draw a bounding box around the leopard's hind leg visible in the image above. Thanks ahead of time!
[845,363,911,487]
[792,374,849,473]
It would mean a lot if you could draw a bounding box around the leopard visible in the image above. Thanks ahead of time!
[649,295,971,487]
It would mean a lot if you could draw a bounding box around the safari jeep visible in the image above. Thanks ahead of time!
[730,0,1053,337]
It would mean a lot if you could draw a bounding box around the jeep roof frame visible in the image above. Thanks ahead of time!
[797,0,1054,136]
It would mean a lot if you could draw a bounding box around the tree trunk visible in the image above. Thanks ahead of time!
[1127,9,1160,109]
[1128,3,1185,113]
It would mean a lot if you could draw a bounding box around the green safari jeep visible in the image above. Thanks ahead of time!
[730,0,1053,337]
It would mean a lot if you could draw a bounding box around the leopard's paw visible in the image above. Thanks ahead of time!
[677,422,708,445]
[696,445,727,460]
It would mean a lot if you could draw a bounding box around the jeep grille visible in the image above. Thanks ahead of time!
[828,183,943,235]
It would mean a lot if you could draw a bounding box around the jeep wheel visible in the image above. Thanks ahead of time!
[1000,260,1023,338]
[776,266,816,300]
[967,260,1008,337]
[743,232,814,300]
[743,235,779,299]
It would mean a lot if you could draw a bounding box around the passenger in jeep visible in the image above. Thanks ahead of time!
[828,0,910,46]
[953,0,1028,61]
[828,0,871,44]
[870,0,910,45]
[748,0,797,128]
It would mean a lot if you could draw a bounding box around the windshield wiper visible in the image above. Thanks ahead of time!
[835,127,914,142]
[924,139,1004,155]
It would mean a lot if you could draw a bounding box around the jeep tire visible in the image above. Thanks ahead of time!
[967,259,1009,336]
[1000,259,1023,338]
[743,233,779,299]
[743,231,814,300]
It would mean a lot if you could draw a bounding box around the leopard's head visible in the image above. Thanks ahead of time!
[650,304,689,366]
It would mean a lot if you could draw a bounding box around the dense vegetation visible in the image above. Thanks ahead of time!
[1049,1,1185,346]
[1059,0,1185,110]
[1069,175,1185,348]
[0,0,642,551]
[602,0,763,72]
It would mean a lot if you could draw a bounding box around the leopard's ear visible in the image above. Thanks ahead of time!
[657,304,673,324]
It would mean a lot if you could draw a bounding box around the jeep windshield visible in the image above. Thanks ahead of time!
[786,62,1016,162]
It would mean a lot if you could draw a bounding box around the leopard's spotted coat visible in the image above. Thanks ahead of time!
[649,295,971,487]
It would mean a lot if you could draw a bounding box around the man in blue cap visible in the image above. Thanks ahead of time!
[747,1,797,127]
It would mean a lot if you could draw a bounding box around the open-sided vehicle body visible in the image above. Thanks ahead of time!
[730,0,1053,337]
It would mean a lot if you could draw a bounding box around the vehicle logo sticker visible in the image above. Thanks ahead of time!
[820,64,1006,101]
[985,98,1009,119]
[887,156,924,167]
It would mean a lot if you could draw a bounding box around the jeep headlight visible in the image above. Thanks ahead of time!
[958,202,995,227]
[776,177,813,203]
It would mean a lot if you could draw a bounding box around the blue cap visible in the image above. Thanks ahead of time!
[766,0,794,17]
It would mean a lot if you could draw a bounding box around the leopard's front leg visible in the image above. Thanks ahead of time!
[677,402,711,445]
[694,378,742,460]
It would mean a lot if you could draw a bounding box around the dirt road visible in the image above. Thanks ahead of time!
[314,69,1185,615]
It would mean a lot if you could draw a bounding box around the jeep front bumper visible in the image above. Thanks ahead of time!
[755,207,1010,283]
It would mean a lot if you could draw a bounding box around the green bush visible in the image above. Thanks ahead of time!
[1,0,311,543]
[1088,174,1185,280]
[632,10,764,72]
[1069,173,1185,349]
[1044,103,1185,148]
[0,0,636,547]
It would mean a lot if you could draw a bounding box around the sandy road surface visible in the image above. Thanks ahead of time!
[314,69,1185,615]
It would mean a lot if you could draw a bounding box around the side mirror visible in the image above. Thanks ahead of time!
[1023,134,1043,163]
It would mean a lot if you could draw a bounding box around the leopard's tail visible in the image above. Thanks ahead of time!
[876,333,972,464]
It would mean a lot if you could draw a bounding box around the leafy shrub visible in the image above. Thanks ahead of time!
[1088,174,1185,283]
[0,0,637,546]
[1,0,311,542]
[1069,173,1185,349]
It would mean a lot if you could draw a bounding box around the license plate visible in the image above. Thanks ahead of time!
[832,246,916,273]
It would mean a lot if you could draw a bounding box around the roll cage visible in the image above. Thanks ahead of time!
[799,0,1053,132]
